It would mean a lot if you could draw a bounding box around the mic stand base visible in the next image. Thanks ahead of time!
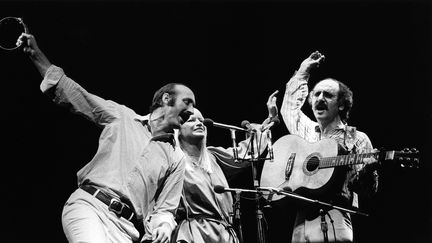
[320,209,329,243]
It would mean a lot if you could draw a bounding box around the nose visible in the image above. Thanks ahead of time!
[196,121,204,128]
[186,104,194,113]
[315,93,327,103]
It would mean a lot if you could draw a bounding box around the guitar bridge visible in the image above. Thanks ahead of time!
[285,153,296,181]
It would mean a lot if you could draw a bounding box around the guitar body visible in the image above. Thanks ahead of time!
[260,134,345,201]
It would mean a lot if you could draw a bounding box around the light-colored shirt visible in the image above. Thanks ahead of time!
[41,65,184,235]
[281,70,372,158]
[280,70,378,243]
[280,70,377,204]
[173,131,269,243]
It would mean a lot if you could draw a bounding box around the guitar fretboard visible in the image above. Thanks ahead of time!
[318,151,394,168]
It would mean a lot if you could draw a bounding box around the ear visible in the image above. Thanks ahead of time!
[161,93,172,105]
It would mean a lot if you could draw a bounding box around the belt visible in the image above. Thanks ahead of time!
[80,185,140,227]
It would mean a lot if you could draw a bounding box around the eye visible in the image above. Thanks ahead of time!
[186,117,196,123]
[323,91,335,99]
[183,98,195,107]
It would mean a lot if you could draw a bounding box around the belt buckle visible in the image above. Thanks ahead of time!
[108,198,124,216]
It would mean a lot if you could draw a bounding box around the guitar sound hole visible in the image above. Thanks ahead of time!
[306,156,320,172]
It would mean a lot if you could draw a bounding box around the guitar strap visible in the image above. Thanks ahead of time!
[343,125,361,208]
[343,125,358,153]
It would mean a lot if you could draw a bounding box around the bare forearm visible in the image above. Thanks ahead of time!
[18,33,52,77]
[30,49,51,77]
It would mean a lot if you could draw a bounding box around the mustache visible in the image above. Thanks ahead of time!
[315,101,327,110]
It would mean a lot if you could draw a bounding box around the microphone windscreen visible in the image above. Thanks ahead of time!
[271,116,280,126]
[213,185,225,193]
[203,118,214,127]
[241,120,250,128]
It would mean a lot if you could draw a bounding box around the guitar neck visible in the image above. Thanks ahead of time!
[319,151,395,168]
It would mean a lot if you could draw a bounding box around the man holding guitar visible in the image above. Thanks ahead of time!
[279,51,379,242]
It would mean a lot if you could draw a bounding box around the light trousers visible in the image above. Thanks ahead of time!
[292,209,353,243]
[62,188,140,243]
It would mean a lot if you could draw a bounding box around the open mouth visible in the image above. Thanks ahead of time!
[179,111,192,124]
[315,102,327,111]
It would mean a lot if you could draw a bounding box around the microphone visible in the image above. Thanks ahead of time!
[241,120,257,133]
[204,118,242,162]
[214,185,261,194]
[261,116,280,132]
[267,128,274,162]
[261,117,279,162]
[203,118,248,132]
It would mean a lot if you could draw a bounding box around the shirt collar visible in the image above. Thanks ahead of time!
[134,114,150,124]
[134,114,152,132]
[135,114,177,147]
[314,121,347,134]
[150,133,176,147]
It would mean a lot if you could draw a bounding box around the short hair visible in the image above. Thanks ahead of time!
[149,83,187,113]
[308,78,354,123]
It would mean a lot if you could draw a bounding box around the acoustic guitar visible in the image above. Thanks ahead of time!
[260,134,419,201]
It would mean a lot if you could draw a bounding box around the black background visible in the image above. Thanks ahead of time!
[1,0,431,242]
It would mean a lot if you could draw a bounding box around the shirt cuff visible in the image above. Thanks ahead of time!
[293,70,310,81]
[40,65,64,93]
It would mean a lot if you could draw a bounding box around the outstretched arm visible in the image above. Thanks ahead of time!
[18,32,122,126]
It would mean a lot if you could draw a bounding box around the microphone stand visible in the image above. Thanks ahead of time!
[273,189,369,217]
[270,189,368,243]
[247,130,267,243]
[233,191,243,243]
[230,129,239,163]
[320,209,329,243]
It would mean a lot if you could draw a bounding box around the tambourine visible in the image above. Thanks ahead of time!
[0,16,28,51]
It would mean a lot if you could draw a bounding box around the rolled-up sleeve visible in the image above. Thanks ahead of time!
[281,71,318,139]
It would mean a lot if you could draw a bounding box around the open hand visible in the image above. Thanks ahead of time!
[267,90,279,119]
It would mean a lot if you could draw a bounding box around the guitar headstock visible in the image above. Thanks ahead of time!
[390,148,420,169]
